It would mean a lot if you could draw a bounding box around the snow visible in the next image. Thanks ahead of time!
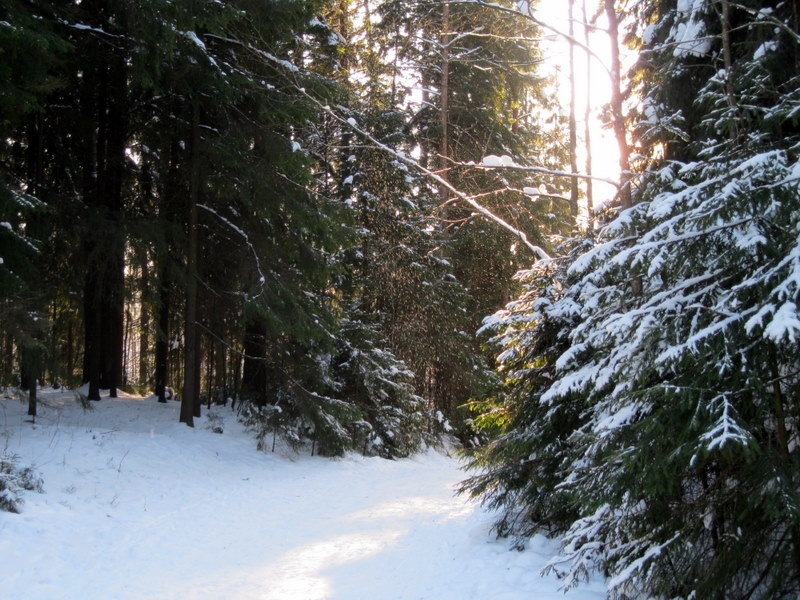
[182,31,219,69]
[753,41,778,60]
[763,302,800,342]
[184,30,207,51]
[671,0,711,57]
[523,184,548,197]
[481,154,516,167]
[0,389,606,600]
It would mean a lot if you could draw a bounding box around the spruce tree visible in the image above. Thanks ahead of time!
[469,1,800,598]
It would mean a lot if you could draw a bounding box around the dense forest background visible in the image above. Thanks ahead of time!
[2,0,800,597]
[0,0,569,455]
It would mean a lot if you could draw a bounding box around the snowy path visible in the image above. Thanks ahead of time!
[0,391,605,599]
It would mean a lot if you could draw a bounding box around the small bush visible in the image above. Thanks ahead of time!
[74,391,94,412]
[0,454,43,513]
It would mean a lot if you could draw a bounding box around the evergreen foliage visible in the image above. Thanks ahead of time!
[0,0,561,458]
[468,1,800,598]
[0,453,43,513]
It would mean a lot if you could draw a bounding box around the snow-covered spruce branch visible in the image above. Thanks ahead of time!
[304,106,553,261]
[205,28,615,261]
[203,31,552,259]
[728,3,800,45]
[580,215,755,256]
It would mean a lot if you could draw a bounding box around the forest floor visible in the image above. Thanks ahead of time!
[0,388,606,599]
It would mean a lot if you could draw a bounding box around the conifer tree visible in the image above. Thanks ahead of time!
[469,1,800,597]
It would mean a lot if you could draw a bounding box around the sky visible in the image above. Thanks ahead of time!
[533,0,623,213]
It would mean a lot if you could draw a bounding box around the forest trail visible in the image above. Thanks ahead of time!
[0,390,605,599]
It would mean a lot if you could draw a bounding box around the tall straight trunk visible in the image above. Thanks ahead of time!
[241,318,268,407]
[568,0,579,218]
[80,23,101,401]
[154,141,179,403]
[206,339,214,407]
[337,0,354,202]
[81,2,127,398]
[180,105,201,426]
[232,344,243,404]
[49,301,57,386]
[66,320,74,386]
[719,0,739,139]
[420,64,431,170]
[2,334,12,386]
[83,274,102,400]
[155,267,170,402]
[439,0,451,203]
[105,34,128,398]
[24,350,37,418]
[100,248,124,398]
[215,340,227,403]
[604,0,631,211]
[582,0,594,227]
[604,0,640,296]
[138,257,150,386]
[27,384,36,419]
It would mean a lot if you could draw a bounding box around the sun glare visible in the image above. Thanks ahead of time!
[533,2,623,214]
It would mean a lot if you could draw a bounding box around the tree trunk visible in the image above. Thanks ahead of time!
[604,0,640,296]
[138,258,150,387]
[2,334,12,387]
[439,0,451,203]
[582,0,594,228]
[80,2,127,399]
[80,23,101,401]
[104,34,128,398]
[215,340,227,403]
[604,0,631,211]
[241,317,268,407]
[719,0,739,139]
[180,106,201,426]
[568,0,579,218]
[155,263,170,402]
[21,345,40,418]
[66,320,74,387]
[83,273,102,400]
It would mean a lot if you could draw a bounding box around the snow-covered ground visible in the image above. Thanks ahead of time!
[0,389,606,599]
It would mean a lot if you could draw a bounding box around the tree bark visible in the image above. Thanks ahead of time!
[604,0,631,211]
[21,345,41,418]
[154,269,170,403]
[439,0,451,204]
[79,19,101,401]
[80,1,127,399]
[719,0,739,139]
[138,255,150,386]
[241,317,268,407]
[582,0,594,228]
[180,105,201,426]
[2,334,12,386]
[604,0,641,296]
[568,0,579,218]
